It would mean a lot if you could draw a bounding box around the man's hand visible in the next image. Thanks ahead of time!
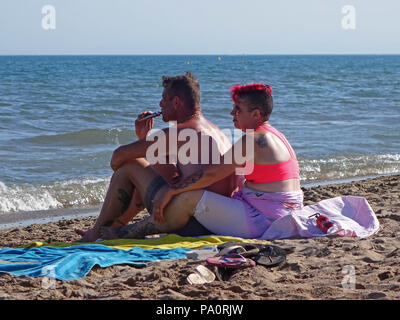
[135,111,155,140]
[152,185,175,223]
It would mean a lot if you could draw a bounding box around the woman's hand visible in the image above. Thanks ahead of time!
[152,185,175,223]
[135,111,155,140]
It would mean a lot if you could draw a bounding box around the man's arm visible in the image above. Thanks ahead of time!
[110,127,182,172]
[110,138,154,171]
[169,134,254,194]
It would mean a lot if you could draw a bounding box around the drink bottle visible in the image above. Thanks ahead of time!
[310,213,339,234]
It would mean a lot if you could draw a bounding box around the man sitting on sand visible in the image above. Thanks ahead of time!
[76,72,239,242]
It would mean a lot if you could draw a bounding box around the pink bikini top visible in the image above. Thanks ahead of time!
[244,125,300,184]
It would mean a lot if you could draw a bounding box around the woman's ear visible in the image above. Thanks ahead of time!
[252,108,262,120]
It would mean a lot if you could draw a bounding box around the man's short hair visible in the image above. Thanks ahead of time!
[162,72,201,111]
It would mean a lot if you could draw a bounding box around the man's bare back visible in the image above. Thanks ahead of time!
[173,115,238,198]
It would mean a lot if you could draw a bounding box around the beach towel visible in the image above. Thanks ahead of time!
[260,196,380,240]
[0,244,190,281]
[0,235,269,281]
[21,234,269,250]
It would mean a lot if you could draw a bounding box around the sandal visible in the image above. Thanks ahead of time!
[186,265,216,285]
[206,253,256,269]
[216,243,260,258]
[217,245,259,258]
[252,245,286,268]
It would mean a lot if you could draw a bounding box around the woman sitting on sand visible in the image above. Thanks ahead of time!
[100,83,303,240]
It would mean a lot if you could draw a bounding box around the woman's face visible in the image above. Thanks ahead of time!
[230,97,256,131]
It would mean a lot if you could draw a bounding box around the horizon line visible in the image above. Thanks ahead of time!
[1,53,400,56]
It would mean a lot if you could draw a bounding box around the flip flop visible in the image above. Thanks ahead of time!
[186,265,216,285]
[216,244,259,258]
[252,245,286,268]
[206,253,256,269]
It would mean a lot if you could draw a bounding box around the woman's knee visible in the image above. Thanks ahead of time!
[162,190,204,227]
[173,190,204,210]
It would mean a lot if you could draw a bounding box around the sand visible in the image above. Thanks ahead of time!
[0,175,399,300]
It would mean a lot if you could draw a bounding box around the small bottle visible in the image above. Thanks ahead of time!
[316,214,333,232]
[311,213,339,235]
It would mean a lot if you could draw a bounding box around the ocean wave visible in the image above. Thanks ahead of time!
[299,153,400,182]
[0,177,110,214]
[23,128,135,146]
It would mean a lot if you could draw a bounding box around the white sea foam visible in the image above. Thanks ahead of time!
[0,181,62,213]
[0,177,110,214]
[299,153,400,182]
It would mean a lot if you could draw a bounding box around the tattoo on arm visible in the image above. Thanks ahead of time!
[117,189,132,215]
[256,134,268,148]
[170,169,204,190]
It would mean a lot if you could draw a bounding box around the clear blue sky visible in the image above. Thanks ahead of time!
[0,0,399,54]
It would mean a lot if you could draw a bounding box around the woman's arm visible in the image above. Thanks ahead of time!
[169,132,255,195]
[169,162,235,194]
[152,134,255,222]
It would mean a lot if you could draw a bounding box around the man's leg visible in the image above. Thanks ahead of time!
[101,189,253,240]
[110,189,143,226]
[108,162,211,234]
[78,158,165,242]
[100,190,205,239]
[109,163,179,226]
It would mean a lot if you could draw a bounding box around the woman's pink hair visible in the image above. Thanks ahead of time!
[230,83,273,104]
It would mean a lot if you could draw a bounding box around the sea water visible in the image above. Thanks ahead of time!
[0,55,399,214]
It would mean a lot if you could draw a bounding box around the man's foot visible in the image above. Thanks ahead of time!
[74,228,88,236]
[74,228,102,242]
[99,226,128,240]
[100,219,162,240]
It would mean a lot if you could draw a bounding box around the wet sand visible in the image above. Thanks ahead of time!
[0,175,399,300]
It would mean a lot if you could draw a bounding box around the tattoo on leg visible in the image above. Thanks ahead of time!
[118,189,132,215]
[256,134,268,148]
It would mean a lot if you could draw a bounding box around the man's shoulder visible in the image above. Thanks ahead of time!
[157,116,226,138]
[176,116,221,131]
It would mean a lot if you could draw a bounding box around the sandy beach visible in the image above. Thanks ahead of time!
[0,174,399,300]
